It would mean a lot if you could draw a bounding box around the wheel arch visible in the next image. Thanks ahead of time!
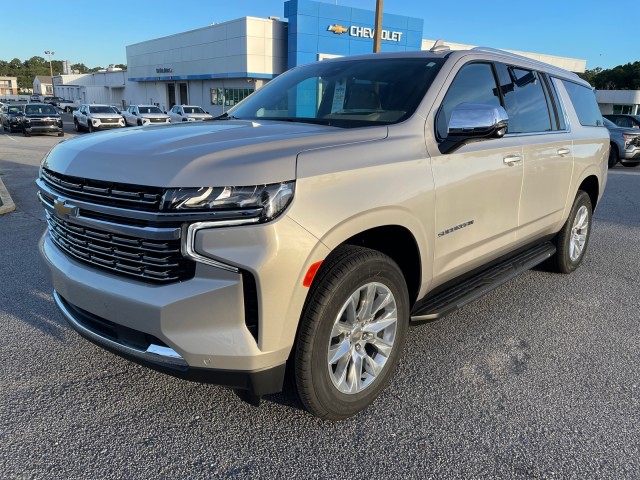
[578,175,599,211]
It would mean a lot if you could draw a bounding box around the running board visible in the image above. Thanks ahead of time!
[410,242,556,323]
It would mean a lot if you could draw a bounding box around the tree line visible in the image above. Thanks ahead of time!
[0,56,126,91]
[577,61,640,90]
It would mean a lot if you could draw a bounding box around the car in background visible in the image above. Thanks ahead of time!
[30,94,42,102]
[167,105,213,123]
[21,103,63,137]
[603,114,640,130]
[43,96,64,107]
[74,104,125,132]
[1,103,26,132]
[603,118,640,168]
[58,99,79,113]
[122,104,170,126]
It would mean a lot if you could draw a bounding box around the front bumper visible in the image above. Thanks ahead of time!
[54,290,286,395]
[25,124,62,134]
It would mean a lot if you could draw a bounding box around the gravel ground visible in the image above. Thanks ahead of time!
[1,128,638,479]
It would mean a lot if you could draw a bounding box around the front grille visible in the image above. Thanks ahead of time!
[99,118,120,123]
[30,119,57,126]
[149,118,167,123]
[42,168,164,212]
[46,212,195,283]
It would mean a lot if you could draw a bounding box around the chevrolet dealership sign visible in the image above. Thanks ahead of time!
[327,24,403,42]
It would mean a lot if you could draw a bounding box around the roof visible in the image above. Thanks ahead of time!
[34,76,52,83]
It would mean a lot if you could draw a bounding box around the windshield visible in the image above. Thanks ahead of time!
[603,118,616,128]
[229,57,445,127]
[184,107,205,114]
[8,106,24,114]
[25,104,57,115]
[89,106,118,114]
[139,106,163,114]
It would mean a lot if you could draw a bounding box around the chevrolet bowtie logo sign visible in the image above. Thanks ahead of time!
[327,24,348,34]
[54,199,79,218]
[327,24,404,42]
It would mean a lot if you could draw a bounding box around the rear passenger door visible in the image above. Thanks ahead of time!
[430,61,524,282]
[496,64,574,240]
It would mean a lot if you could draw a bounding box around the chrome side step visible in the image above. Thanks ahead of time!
[410,241,556,323]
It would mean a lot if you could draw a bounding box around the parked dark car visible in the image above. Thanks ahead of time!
[1,103,25,132]
[21,103,64,137]
[43,96,64,107]
[603,114,640,130]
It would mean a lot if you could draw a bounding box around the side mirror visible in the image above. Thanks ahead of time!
[439,103,509,154]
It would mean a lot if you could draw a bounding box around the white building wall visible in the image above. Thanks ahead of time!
[126,17,286,80]
[596,90,640,115]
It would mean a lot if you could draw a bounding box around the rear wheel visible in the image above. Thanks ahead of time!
[294,245,409,420]
[550,191,592,274]
[608,144,618,168]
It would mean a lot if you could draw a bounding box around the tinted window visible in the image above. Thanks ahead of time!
[560,80,603,127]
[436,63,501,139]
[500,68,551,133]
[542,74,566,130]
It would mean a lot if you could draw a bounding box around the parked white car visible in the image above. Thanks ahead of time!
[73,104,125,132]
[122,105,170,127]
[167,105,213,123]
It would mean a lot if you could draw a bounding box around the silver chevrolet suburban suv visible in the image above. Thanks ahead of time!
[38,48,608,420]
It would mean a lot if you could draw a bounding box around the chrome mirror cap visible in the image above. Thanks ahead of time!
[448,103,509,138]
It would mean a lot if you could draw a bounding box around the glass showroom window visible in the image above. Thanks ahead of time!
[210,88,254,106]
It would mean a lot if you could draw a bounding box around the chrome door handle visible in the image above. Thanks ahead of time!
[503,155,522,165]
[557,148,571,156]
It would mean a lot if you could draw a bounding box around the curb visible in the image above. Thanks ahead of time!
[0,175,16,214]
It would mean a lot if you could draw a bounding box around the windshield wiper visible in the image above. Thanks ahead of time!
[211,112,239,120]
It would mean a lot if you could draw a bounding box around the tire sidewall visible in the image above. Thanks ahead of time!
[299,253,409,418]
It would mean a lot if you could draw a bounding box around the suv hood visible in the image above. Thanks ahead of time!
[43,120,387,186]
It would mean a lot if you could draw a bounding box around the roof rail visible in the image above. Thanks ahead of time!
[471,46,581,80]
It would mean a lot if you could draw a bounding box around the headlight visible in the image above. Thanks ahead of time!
[161,181,295,223]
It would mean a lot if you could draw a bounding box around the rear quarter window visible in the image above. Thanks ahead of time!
[560,80,603,127]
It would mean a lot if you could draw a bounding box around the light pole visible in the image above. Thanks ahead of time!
[44,50,55,95]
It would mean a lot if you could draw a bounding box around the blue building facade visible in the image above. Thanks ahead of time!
[284,0,425,69]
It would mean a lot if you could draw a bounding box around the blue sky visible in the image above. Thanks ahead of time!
[5,0,633,70]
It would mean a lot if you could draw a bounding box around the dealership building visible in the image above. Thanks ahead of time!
[55,0,589,114]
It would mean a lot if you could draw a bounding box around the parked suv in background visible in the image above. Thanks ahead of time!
[122,104,170,126]
[1,103,25,132]
[603,118,640,167]
[603,114,640,130]
[168,105,214,122]
[38,48,607,420]
[22,103,63,137]
[73,104,125,132]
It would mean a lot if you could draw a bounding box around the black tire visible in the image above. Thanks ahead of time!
[619,161,640,168]
[608,144,618,168]
[294,245,409,420]
[74,119,80,132]
[58,132,64,137]
[137,119,143,126]
[88,122,94,133]
[23,126,30,137]
[550,191,592,274]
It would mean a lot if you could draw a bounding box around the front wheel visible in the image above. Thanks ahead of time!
[550,191,593,274]
[294,246,409,420]
[88,122,94,133]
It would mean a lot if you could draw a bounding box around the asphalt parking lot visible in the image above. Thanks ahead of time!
[1,126,639,479]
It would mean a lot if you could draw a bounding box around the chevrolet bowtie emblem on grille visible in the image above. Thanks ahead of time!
[327,24,348,34]
[54,199,79,218]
